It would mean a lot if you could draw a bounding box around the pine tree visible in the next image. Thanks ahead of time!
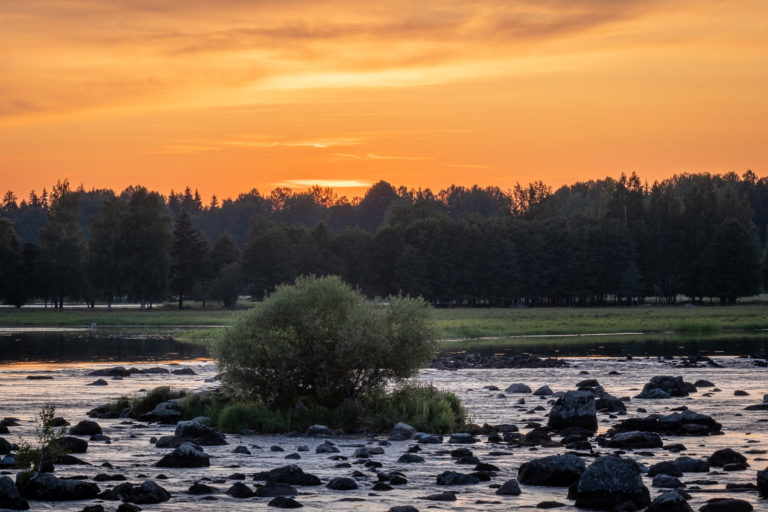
[170,209,209,309]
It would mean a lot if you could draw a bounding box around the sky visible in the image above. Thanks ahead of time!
[1,0,767,202]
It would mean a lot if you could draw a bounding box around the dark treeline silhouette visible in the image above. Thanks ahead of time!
[1,171,767,309]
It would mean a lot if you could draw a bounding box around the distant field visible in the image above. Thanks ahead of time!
[1,303,767,347]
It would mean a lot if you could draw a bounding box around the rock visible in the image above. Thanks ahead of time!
[0,438,13,454]
[269,496,303,508]
[636,376,695,398]
[59,436,88,453]
[577,379,600,388]
[652,474,685,488]
[20,473,99,501]
[572,456,650,510]
[758,467,768,497]
[304,425,332,437]
[139,401,182,424]
[171,368,196,375]
[699,498,753,512]
[421,491,457,500]
[233,445,251,454]
[449,433,478,444]
[117,505,141,512]
[648,461,683,477]
[255,482,298,497]
[536,502,566,509]
[112,481,170,504]
[0,476,29,510]
[495,479,521,495]
[506,383,532,393]
[315,441,339,453]
[174,420,227,446]
[260,465,321,486]
[638,388,672,399]
[610,410,721,436]
[694,380,715,387]
[708,448,746,467]
[734,390,749,396]
[398,453,424,463]
[676,457,709,472]
[436,471,480,485]
[226,482,255,498]
[88,366,130,377]
[548,390,597,432]
[414,433,442,444]
[390,422,416,441]
[605,431,663,449]
[70,420,102,436]
[388,507,418,512]
[533,385,553,396]
[326,477,358,490]
[724,462,749,471]
[82,506,105,512]
[87,379,109,386]
[155,443,210,468]
[518,454,586,486]
[646,490,693,512]
[187,483,216,494]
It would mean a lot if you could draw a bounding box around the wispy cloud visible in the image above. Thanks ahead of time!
[276,179,372,188]
[334,152,430,161]
[447,163,494,169]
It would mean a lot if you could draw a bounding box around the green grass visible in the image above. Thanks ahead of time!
[109,386,190,419]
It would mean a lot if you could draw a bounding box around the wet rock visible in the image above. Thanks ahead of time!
[353,447,370,458]
[390,422,416,441]
[258,465,321,486]
[414,433,442,444]
[59,436,88,453]
[397,453,424,463]
[757,467,768,497]
[436,471,480,485]
[226,482,255,498]
[70,420,102,436]
[372,482,393,491]
[255,482,298,497]
[315,441,339,454]
[82,506,105,512]
[87,379,109,386]
[19,473,99,501]
[0,438,13,454]
[155,443,210,468]
[495,479,521,495]
[518,454,586,486]
[571,456,650,511]
[432,353,568,370]
[171,368,196,375]
[533,385,553,396]
[93,474,127,482]
[233,445,251,454]
[304,424,332,437]
[0,476,28,510]
[187,483,216,494]
[708,448,746,467]
[326,477,358,490]
[88,366,130,377]
[699,498,753,512]
[506,383,532,393]
[26,375,54,380]
[139,401,182,424]
[269,496,303,508]
[648,461,683,477]
[388,507,417,512]
[646,490,693,512]
[174,420,227,446]
[604,431,663,449]
[421,491,457,500]
[694,380,715,387]
[723,462,749,471]
[652,474,685,488]
[675,457,709,472]
[112,481,170,504]
[734,390,749,396]
[636,376,695,398]
[547,390,597,432]
[609,410,721,436]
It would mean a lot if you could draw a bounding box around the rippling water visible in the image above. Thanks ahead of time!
[1,357,767,511]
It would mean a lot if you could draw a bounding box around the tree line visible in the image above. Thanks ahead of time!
[1,171,767,308]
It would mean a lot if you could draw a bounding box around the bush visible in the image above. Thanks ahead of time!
[110,386,188,419]
[213,275,437,408]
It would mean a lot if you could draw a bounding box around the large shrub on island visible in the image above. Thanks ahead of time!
[214,275,437,408]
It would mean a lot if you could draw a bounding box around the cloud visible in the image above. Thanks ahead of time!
[447,163,494,169]
[335,153,430,161]
[276,179,372,188]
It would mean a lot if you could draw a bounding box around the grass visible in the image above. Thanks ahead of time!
[110,383,466,435]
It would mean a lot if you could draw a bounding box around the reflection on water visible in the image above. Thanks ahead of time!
[442,336,768,358]
[0,331,209,363]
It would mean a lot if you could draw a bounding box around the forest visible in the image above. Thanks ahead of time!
[1,171,767,309]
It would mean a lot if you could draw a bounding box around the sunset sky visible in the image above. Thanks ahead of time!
[1,0,767,202]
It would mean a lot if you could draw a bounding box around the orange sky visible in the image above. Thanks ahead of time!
[1,0,767,202]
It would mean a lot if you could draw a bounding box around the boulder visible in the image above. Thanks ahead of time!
[675,457,709,472]
[112,481,170,504]
[495,479,521,495]
[0,438,13,454]
[188,483,216,494]
[571,456,650,510]
[304,425,332,437]
[436,471,479,485]
[19,473,99,501]
[326,477,358,490]
[388,507,418,512]
[255,482,298,497]
[315,441,339,454]
[547,390,597,432]
[59,436,88,453]
[87,379,109,386]
[648,461,683,477]
[88,367,130,377]
[140,401,182,424]
[0,476,28,510]
[70,420,102,436]
[605,431,663,449]
[389,422,416,441]
[758,467,768,497]
[699,498,753,512]
[610,410,721,436]
[505,383,532,393]
[652,474,685,488]
[269,496,303,508]
[448,433,477,444]
[636,376,695,398]
[708,448,746,467]
[694,380,715,387]
[518,454,586,486]
[646,490,693,512]
[398,453,424,463]
[533,385,554,396]
[260,465,321,486]
[174,420,227,446]
[226,482,255,498]
[155,443,210,468]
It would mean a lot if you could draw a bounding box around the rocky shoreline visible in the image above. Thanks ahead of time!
[1,359,768,511]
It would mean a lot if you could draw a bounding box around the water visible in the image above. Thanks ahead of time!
[1,337,767,510]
